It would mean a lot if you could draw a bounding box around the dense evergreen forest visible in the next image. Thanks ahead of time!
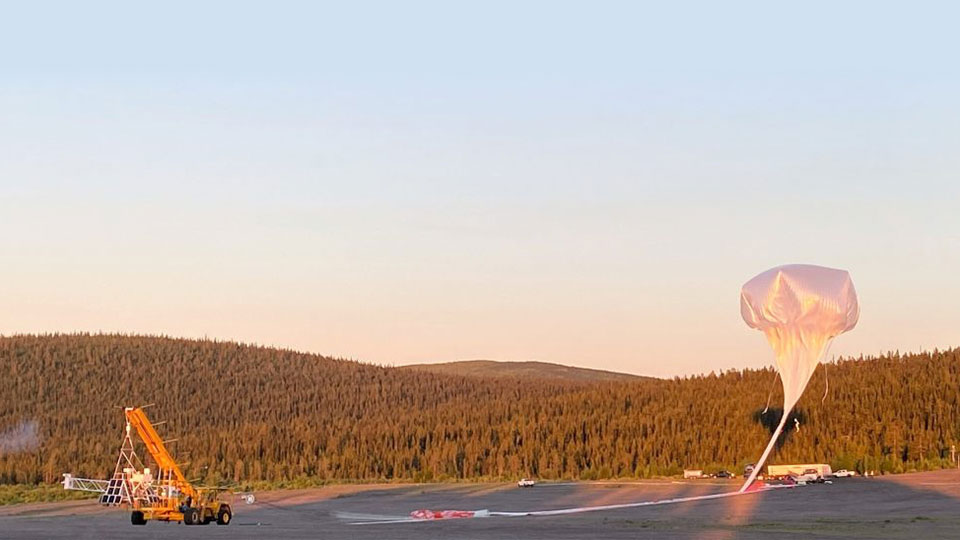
[0,334,958,487]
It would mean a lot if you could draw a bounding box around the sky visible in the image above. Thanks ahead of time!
[1,1,958,377]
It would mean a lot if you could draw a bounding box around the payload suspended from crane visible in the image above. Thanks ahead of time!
[62,407,233,526]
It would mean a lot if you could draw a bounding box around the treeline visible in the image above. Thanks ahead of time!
[0,334,958,486]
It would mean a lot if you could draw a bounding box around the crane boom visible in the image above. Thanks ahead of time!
[124,407,198,500]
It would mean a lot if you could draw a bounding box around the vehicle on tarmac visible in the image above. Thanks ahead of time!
[796,468,824,484]
[517,478,536,488]
[833,469,857,478]
[62,407,233,527]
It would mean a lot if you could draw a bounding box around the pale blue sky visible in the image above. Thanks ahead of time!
[1,1,958,376]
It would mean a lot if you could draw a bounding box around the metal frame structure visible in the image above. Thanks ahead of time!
[62,415,159,506]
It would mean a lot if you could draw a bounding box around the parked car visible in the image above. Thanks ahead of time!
[797,468,823,483]
[833,469,857,478]
[518,478,536,488]
[715,470,736,479]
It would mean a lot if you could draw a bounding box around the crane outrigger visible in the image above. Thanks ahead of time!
[62,406,233,526]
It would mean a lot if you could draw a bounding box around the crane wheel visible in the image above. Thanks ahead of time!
[131,511,146,526]
[183,508,200,525]
[217,505,232,525]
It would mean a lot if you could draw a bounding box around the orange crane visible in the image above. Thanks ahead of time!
[63,407,233,526]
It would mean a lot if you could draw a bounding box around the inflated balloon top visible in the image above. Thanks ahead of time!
[740,264,859,411]
[738,264,859,492]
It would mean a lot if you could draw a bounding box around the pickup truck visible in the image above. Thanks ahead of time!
[833,469,856,478]
[795,468,823,484]
[517,478,536,488]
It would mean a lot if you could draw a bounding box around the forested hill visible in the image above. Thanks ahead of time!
[1,334,958,487]
[401,360,646,382]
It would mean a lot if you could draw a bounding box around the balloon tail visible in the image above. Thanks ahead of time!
[762,371,780,415]
[821,362,829,404]
[740,410,789,493]
[818,340,834,404]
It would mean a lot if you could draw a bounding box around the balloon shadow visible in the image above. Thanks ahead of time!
[752,407,807,450]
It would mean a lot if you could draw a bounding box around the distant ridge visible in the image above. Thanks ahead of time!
[400,359,651,382]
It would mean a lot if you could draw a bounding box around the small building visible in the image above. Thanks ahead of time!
[683,469,703,479]
[767,463,832,478]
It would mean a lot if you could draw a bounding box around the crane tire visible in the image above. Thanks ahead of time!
[183,508,199,525]
[217,505,232,525]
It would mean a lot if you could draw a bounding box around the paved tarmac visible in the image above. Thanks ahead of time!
[2,470,960,539]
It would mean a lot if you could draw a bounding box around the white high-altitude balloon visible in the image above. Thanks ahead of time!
[738,264,859,491]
